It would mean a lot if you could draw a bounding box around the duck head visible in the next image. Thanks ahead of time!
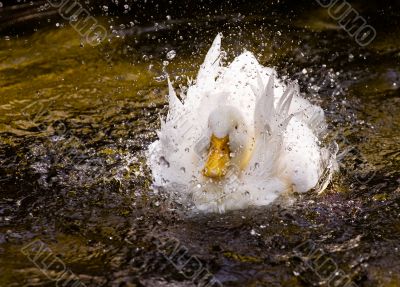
[202,106,253,179]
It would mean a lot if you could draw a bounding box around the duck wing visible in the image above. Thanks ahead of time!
[148,34,225,188]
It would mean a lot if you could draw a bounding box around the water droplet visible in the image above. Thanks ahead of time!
[154,74,167,82]
[166,50,176,60]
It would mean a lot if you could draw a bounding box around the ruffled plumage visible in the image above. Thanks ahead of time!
[147,34,337,212]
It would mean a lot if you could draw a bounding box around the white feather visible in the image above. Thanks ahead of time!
[147,34,337,212]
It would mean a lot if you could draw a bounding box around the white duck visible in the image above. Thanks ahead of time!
[147,34,336,212]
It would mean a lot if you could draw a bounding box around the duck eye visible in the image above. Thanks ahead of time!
[235,125,238,130]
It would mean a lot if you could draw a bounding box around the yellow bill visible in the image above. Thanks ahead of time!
[202,134,230,179]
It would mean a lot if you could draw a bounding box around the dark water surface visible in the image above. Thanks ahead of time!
[0,1,399,286]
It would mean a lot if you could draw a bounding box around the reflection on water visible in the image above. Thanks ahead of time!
[0,1,399,286]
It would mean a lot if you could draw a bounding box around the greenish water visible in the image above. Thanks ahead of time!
[0,2,399,286]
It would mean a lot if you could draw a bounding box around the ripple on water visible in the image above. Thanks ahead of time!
[0,3,400,286]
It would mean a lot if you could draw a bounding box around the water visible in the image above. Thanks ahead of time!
[0,1,399,286]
